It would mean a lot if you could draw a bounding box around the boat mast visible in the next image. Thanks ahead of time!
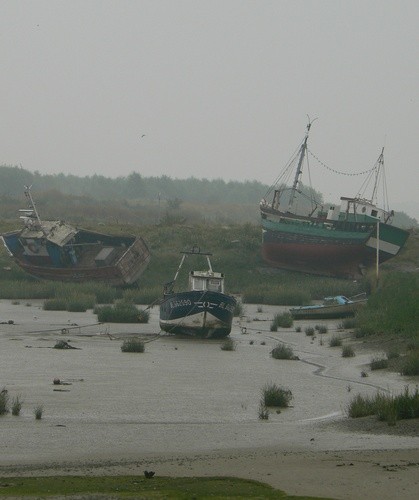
[370,147,384,205]
[288,120,313,210]
[23,185,47,236]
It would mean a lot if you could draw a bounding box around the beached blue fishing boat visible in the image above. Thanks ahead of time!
[159,247,237,338]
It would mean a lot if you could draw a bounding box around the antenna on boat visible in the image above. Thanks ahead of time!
[288,116,317,209]
[23,185,47,236]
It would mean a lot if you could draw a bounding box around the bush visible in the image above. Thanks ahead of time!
[305,326,315,337]
[271,343,297,360]
[262,382,293,407]
[329,335,342,347]
[121,338,145,353]
[342,345,355,357]
[338,317,357,330]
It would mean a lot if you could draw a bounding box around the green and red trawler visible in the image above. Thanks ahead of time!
[260,121,409,278]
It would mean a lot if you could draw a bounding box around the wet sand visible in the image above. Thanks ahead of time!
[0,300,418,499]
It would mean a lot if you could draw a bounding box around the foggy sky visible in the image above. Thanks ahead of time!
[1,0,418,217]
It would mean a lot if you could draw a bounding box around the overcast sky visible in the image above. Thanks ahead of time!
[1,0,418,217]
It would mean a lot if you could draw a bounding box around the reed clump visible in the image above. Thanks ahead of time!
[342,345,355,357]
[121,338,145,353]
[271,343,297,360]
[347,386,419,424]
[0,388,10,415]
[95,301,149,323]
[331,335,349,354]
[270,312,293,330]
[262,382,293,408]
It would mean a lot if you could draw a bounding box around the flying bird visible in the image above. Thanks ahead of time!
[140,134,146,138]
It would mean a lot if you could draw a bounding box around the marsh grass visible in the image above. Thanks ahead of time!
[34,405,43,420]
[370,357,389,370]
[315,324,328,334]
[43,298,68,311]
[305,326,315,337]
[347,386,419,424]
[258,400,269,420]
[220,337,236,351]
[342,345,355,357]
[399,350,419,376]
[329,335,342,347]
[233,301,245,317]
[355,272,418,338]
[0,389,9,415]
[11,396,22,416]
[338,317,357,330]
[270,343,297,360]
[95,301,149,323]
[121,338,145,353]
[270,312,293,330]
[262,382,293,407]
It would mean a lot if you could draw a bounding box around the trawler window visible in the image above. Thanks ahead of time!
[207,279,221,292]
[192,278,206,291]
[371,210,378,217]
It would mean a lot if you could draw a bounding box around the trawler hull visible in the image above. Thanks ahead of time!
[261,215,409,279]
[159,290,236,338]
[2,230,150,286]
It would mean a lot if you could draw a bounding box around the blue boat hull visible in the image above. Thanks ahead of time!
[159,290,236,338]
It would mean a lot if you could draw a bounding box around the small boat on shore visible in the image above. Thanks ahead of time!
[1,187,151,286]
[289,294,367,320]
[159,247,237,338]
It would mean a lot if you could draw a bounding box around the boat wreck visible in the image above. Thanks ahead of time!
[260,121,409,278]
[1,187,150,286]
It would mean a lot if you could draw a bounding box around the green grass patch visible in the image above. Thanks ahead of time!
[0,474,318,499]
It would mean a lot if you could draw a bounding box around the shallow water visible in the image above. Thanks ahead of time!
[0,300,417,465]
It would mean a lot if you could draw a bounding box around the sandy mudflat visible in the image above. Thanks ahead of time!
[0,300,418,499]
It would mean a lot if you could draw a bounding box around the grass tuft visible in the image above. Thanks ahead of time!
[34,405,43,420]
[220,337,236,351]
[270,343,297,360]
[121,338,145,353]
[262,382,293,408]
[0,388,10,415]
[342,345,355,357]
[329,335,342,347]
